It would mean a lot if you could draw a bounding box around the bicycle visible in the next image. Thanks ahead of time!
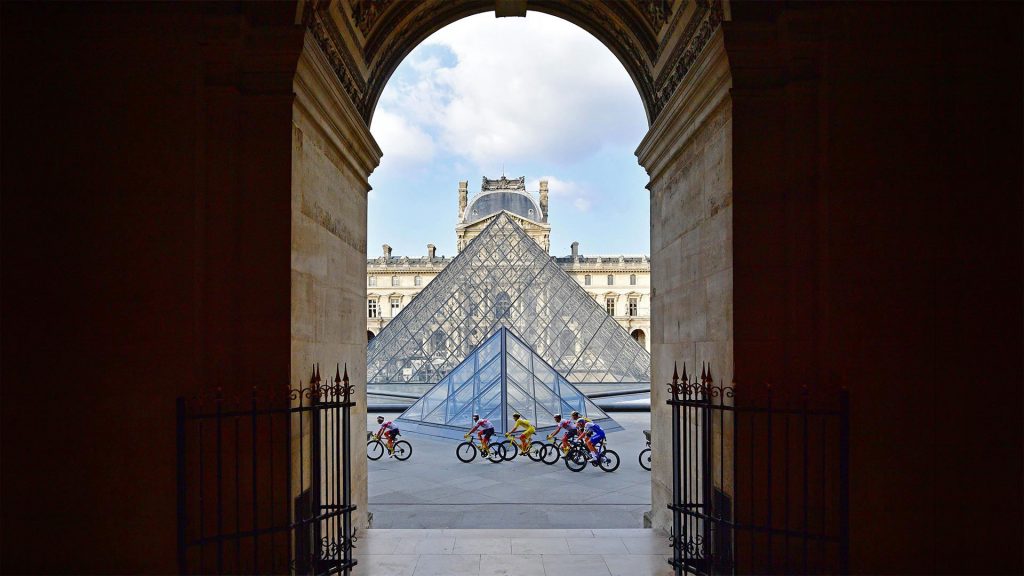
[639,429,651,471]
[498,432,544,462]
[565,437,619,472]
[539,432,577,465]
[456,433,505,463]
[366,432,412,461]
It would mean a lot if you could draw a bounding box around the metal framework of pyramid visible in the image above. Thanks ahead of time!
[367,212,650,402]
[395,327,622,440]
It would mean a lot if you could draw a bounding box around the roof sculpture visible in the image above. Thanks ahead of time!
[367,212,650,396]
[395,327,622,440]
[462,176,543,224]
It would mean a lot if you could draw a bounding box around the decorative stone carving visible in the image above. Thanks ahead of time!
[481,175,526,191]
[349,0,397,37]
[652,0,724,117]
[539,179,549,222]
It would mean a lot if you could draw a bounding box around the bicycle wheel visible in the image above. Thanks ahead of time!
[540,442,560,465]
[599,449,620,472]
[366,440,384,461]
[392,440,412,461]
[564,447,587,472]
[638,447,651,471]
[527,441,545,462]
[498,440,518,461]
[456,442,477,463]
[485,443,505,463]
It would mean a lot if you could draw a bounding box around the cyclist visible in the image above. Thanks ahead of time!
[507,412,535,456]
[374,415,401,457]
[579,419,607,466]
[546,413,576,454]
[570,410,591,428]
[465,414,496,455]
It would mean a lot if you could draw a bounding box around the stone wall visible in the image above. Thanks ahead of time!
[637,31,733,533]
[292,34,381,529]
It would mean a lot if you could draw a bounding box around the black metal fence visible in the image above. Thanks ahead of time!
[177,364,357,575]
[667,363,849,575]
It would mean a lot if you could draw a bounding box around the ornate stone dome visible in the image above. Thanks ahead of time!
[462,176,542,223]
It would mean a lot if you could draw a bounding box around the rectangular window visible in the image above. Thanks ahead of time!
[628,298,638,317]
[368,276,377,287]
[606,297,616,316]
[390,297,401,315]
[584,275,591,286]
[367,299,378,318]
[391,276,399,287]
[414,276,423,287]
[630,274,637,286]
[607,274,614,285]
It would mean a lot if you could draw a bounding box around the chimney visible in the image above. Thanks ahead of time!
[571,241,579,259]
[383,244,392,259]
[427,244,436,260]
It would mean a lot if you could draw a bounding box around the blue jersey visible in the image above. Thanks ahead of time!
[584,422,605,439]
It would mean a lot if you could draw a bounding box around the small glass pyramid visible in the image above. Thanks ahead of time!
[395,327,623,440]
[368,212,650,402]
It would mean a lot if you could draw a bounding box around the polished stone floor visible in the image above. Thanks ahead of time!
[367,412,652,529]
[354,528,673,576]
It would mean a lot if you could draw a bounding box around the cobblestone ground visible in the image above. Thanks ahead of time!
[367,412,652,529]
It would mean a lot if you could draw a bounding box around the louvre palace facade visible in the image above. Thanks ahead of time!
[367,176,652,350]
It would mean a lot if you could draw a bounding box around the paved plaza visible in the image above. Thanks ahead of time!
[367,411,653,529]
[354,528,673,576]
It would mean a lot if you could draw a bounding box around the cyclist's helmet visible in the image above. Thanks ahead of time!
[512,412,521,420]
[576,418,586,428]
[553,413,561,421]
[571,411,581,420]
[472,414,480,421]
[376,415,384,423]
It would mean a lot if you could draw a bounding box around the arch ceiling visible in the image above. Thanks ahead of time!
[300,0,724,124]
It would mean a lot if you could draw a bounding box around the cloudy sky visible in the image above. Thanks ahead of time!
[367,13,650,259]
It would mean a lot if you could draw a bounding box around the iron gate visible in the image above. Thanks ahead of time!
[177,364,357,575]
[667,363,849,575]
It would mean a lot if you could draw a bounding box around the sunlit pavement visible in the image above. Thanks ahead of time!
[367,412,653,529]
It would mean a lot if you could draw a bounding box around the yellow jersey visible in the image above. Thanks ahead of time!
[513,417,535,434]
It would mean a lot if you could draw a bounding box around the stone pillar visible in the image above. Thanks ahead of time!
[539,179,549,222]
[292,32,382,531]
[636,29,733,534]
[458,180,468,219]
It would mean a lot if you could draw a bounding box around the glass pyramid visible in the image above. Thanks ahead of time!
[367,212,650,402]
[395,327,623,440]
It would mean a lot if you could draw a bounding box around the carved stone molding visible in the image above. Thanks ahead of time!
[300,0,723,125]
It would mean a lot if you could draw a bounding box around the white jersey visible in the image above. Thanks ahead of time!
[380,420,399,432]
[477,418,494,431]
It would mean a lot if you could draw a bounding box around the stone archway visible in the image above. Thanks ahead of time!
[291,0,733,538]
[630,328,646,348]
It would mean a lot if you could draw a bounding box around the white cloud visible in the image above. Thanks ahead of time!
[536,175,592,213]
[371,13,646,171]
[370,109,436,169]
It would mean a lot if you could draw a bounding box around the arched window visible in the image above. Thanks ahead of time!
[494,292,511,319]
[629,274,637,286]
[367,330,376,342]
[391,275,399,287]
[414,275,423,286]
[368,276,377,287]
[630,329,646,348]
